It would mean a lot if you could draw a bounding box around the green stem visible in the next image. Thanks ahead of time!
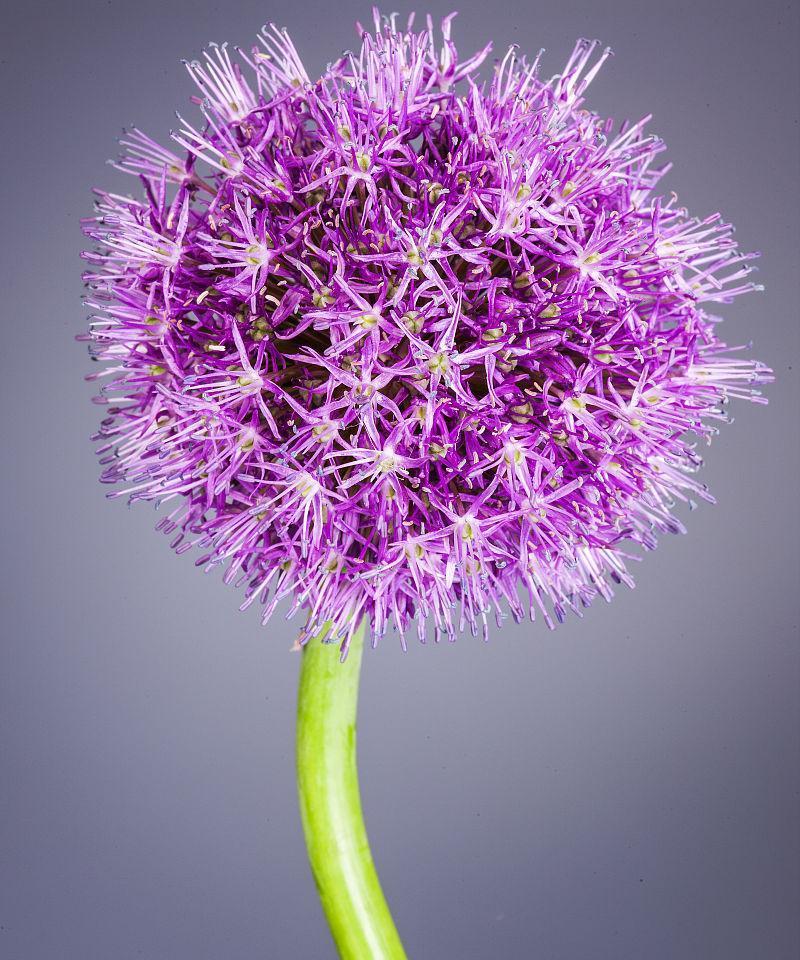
[296,621,407,960]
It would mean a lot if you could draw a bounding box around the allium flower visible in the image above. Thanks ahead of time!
[83,12,774,958]
[82,12,770,656]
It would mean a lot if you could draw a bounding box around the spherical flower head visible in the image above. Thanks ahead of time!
[82,11,771,654]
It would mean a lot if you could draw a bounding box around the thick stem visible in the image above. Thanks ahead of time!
[296,622,407,960]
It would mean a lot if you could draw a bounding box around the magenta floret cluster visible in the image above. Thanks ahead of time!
[82,12,770,652]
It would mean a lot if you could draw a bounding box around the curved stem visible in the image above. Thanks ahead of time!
[296,622,407,960]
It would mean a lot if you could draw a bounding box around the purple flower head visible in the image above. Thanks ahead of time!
[82,11,771,654]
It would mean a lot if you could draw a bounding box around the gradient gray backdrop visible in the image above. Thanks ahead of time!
[2,1,798,957]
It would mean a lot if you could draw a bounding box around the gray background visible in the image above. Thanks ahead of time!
[1,1,798,957]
